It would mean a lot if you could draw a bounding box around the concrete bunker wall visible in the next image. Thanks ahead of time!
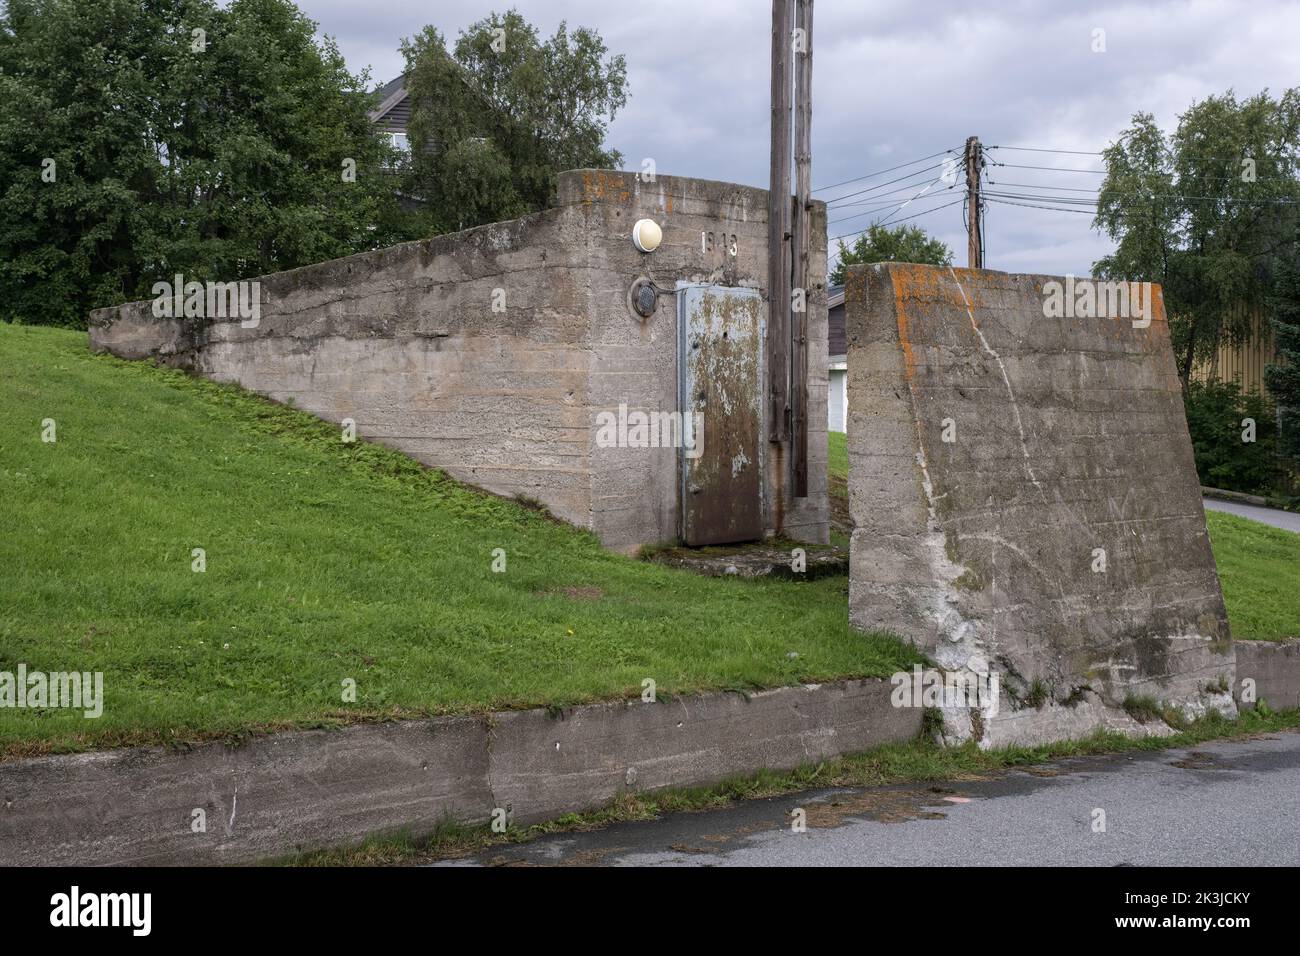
[89,169,828,552]
[845,262,1234,745]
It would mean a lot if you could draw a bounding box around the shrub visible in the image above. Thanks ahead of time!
[1183,379,1278,495]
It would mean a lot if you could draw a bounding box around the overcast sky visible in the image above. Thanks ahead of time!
[298,0,1300,277]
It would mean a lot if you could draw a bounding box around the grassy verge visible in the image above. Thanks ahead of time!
[1206,510,1300,641]
[284,704,1300,866]
[826,431,850,544]
[827,430,848,480]
[0,325,920,758]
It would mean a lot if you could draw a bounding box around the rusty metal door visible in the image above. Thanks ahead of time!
[678,284,764,546]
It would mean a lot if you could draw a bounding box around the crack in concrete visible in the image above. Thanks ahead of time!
[948,266,1046,502]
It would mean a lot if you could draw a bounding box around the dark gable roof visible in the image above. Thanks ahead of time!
[827,285,845,359]
[370,75,410,133]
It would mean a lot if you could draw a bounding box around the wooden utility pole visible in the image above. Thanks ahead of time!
[965,135,983,269]
[790,0,813,498]
[768,0,793,451]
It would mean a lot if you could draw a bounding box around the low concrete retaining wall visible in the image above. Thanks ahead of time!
[0,678,918,866]
[1236,640,1300,711]
[1202,487,1271,507]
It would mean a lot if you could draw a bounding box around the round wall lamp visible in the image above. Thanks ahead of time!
[631,218,663,253]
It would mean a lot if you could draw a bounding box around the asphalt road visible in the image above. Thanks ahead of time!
[1203,497,1300,533]
[438,730,1300,867]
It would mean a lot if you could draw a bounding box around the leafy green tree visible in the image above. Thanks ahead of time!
[1183,378,1278,494]
[400,10,628,232]
[1094,91,1300,387]
[0,0,410,327]
[829,224,952,286]
[1266,253,1300,458]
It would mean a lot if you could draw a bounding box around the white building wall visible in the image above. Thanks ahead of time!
[828,363,847,433]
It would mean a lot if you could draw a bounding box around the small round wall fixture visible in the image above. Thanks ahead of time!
[631,218,663,253]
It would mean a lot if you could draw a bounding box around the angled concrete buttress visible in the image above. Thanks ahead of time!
[845,263,1236,747]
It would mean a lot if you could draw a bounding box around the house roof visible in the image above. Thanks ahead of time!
[369,75,410,132]
[827,284,846,360]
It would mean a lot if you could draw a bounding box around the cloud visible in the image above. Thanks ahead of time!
[298,0,1300,276]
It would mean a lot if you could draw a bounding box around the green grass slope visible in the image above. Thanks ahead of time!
[1206,510,1300,641]
[0,325,920,758]
[827,429,848,479]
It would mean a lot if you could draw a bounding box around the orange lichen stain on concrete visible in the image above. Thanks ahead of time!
[889,263,956,383]
[1128,281,1167,324]
[1094,281,1167,350]
[888,269,919,385]
[959,267,993,313]
[940,264,994,323]
[1150,283,1167,322]
[1140,282,1169,345]
[892,262,949,302]
[581,171,632,206]
[843,265,869,307]
[852,262,993,385]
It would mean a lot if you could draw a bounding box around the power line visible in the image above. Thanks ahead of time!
[985,162,1299,203]
[985,188,1300,206]
[991,143,1293,167]
[824,161,954,205]
[829,197,965,244]
[813,147,960,193]
[830,178,964,208]
[955,137,1300,264]
[985,196,1096,215]
[990,161,1287,187]
[822,138,1299,266]
[985,190,1096,203]
[824,164,951,207]
[987,145,1102,156]
[986,160,1108,174]
[831,179,958,227]
[982,189,1094,204]
[994,174,1296,191]
[828,190,957,226]
[986,179,1101,193]
[874,174,958,227]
